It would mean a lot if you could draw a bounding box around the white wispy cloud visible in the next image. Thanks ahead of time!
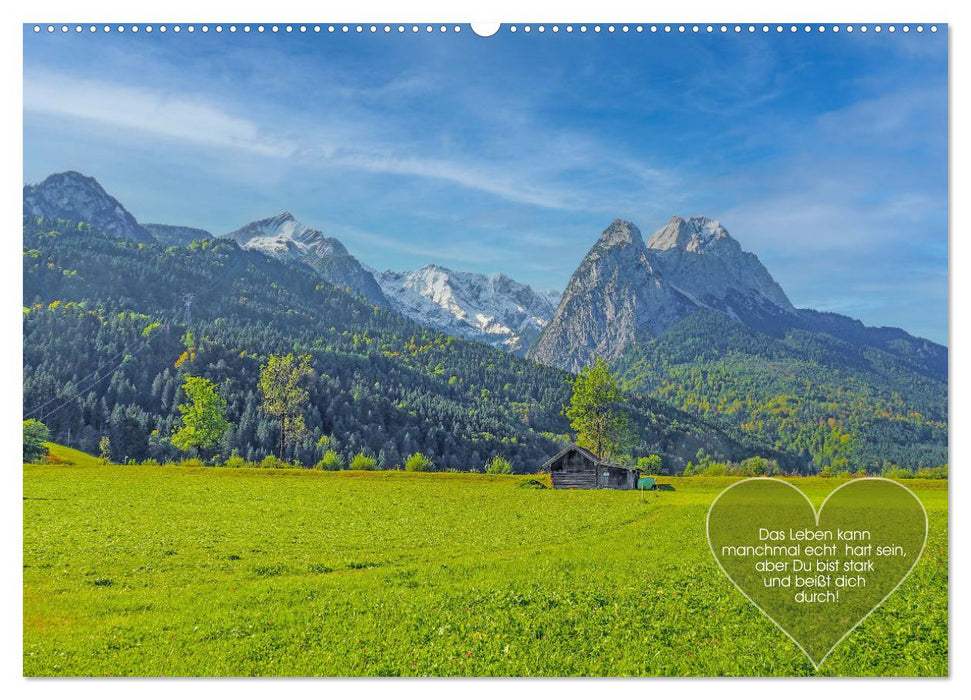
[24,70,297,158]
[814,87,946,144]
[24,68,682,216]
[327,151,579,211]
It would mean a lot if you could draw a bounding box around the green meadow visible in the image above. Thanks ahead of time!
[23,462,947,677]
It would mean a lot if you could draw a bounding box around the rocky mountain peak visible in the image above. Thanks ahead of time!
[527,216,801,371]
[646,217,794,313]
[527,219,697,371]
[266,211,296,227]
[224,213,386,307]
[23,171,154,243]
[41,170,97,188]
[647,215,731,252]
[594,218,645,251]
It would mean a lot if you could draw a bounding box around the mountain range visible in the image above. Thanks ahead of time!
[24,214,774,473]
[23,172,563,354]
[529,217,945,377]
[22,171,948,472]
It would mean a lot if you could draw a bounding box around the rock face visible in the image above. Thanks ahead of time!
[377,264,560,354]
[528,216,801,371]
[144,224,213,247]
[224,212,389,307]
[527,219,699,371]
[646,216,794,319]
[23,171,154,242]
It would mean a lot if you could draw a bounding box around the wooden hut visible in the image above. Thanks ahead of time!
[541,444,639,490]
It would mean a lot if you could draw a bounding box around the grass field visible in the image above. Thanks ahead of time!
[23,463,948,677]
[37,442,104,467]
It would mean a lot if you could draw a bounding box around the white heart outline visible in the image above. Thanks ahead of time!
[705,476,929,671]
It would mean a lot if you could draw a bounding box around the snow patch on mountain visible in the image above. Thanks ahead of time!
[377,264,560,354]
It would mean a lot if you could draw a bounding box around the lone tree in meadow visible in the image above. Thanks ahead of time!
[172,376,231,456]
[259,353,313,460]
[564,358,631,461]
[23,419,50,463]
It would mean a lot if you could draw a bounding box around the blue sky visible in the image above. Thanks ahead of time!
[23,25,948,343]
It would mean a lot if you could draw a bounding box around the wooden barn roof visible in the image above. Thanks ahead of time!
[540,443,638,472]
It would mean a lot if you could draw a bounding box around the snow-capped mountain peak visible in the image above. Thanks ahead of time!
[376,264,560,355]
[225,212,349,260]
[224,213,388,307]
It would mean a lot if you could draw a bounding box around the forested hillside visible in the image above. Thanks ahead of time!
[613,311,948,473]
[23,218,775,472]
